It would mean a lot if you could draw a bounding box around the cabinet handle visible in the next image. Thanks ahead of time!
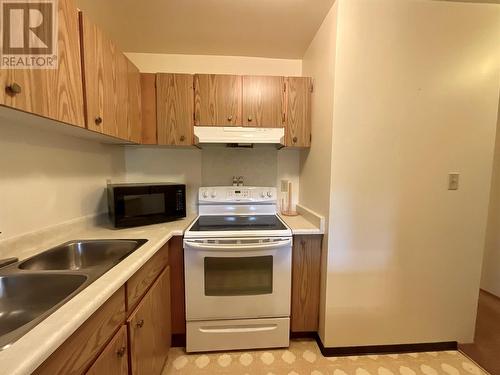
[6,82,22,95]
[136,319,144,328]
[95,116,103,125]
[247,116,253,122]
[180,135,185,142]
[227,115,233,121]
[116,346,126,357]
[293,136,298,143]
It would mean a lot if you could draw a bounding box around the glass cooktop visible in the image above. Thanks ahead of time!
[190,215,287,232]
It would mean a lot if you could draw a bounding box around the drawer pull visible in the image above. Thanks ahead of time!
[6,83,22,95]
[95,116,103,125]
[136,319,144,328]
[116,346,126,357]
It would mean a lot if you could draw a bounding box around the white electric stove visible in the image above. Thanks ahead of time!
[183,186,292,352]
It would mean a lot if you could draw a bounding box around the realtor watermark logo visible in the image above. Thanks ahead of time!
[0,0,57,69]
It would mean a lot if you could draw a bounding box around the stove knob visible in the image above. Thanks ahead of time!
[261,191,266,198]
[211,191,217,198]
[202,191,208,198]
[267,191,273,198]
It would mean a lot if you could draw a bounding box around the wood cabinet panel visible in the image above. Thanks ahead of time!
[35,287,126,375]
[0,0,85,127]
[194,74,242,126]
[291,235,322,332]
[140,73,157,144]
[242,75,285,127]
[127,60,142,143]
[128,266,171,375]
[79,12,128,139]
[115,52,129,140]
[169,236,186,334]
[86,325,128,375]
[156,73,194,145]
[285,77,312,147]
[126,242,169,313]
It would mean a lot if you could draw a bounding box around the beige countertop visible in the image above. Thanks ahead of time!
[0,215,196,375]
[279,204,325,235]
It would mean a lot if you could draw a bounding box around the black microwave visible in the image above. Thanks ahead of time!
[107,183,186,228]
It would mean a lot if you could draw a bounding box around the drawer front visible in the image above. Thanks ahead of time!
[35,287,126,375]
[126,242,169,312]
[86,325,128,375]
[186,317,290,353]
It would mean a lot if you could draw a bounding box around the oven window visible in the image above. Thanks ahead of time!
[123,194,165,217]
[204,256,273,296]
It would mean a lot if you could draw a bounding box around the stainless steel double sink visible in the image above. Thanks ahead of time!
[0,239,147,351]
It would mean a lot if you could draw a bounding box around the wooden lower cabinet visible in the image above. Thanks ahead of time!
[128,266,172,375]
[291,235,323,332]
[34,287,126,375]
[86,325,128,375]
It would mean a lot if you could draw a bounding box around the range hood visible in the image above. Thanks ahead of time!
[194,126,284,146]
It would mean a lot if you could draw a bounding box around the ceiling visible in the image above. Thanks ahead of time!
[75,0,335,59]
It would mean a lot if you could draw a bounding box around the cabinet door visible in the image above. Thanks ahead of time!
[285,77,312,147]
[291,235,322,332]
[242,76,285,127]
[86,325,128,375]
[156,73,194,145]
[127,59,142,143]
[128,266,171,375]
[194,74,241,126]
[0,0,85,127]
[80,13,128,139]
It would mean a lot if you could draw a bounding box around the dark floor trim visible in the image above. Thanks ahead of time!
[314,333,457,357]
[291,331,318,339]
[172,333,186,348]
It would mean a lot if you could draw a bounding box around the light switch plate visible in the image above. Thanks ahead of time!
[448,173,460,190]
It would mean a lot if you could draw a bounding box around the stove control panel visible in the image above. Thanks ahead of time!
[199,186,276,203]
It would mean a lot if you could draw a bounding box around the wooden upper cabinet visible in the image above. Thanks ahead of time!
[242,75,285,128]
[194,74,242,126]
[86,325,128,375]
[156,73,194,145]
[128,266,171,375]
[0,0,85,127]
[285,77,312,147]
[79,12,128,139]
[127,59,142,143]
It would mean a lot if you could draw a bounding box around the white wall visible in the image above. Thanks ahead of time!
[0,119,125,242]
[300,0,339,344]
[124,53,304,209]
[317,0,500,347]
[481,99,500,298]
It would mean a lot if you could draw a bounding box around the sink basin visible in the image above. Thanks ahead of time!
[0,273,87,349]
[19,239,147,271]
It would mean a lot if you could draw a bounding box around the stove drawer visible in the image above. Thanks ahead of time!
[186,317,289,352]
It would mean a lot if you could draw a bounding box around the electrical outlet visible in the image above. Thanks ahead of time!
[448,173,460,190]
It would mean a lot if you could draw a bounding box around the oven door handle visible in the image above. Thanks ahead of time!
[184,238,292,251]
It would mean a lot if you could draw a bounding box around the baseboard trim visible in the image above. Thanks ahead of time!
[290,331,318,339]
[314,333,457,357]
[172,333,186,347]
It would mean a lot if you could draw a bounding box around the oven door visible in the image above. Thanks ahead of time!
[184,237,292,321]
